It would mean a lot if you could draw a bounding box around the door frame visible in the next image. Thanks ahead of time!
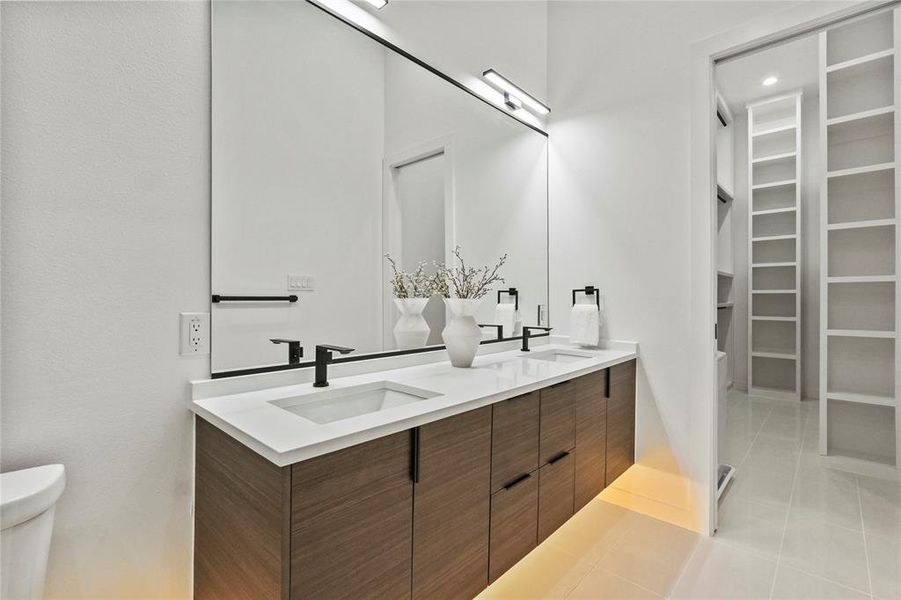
[690,0,893,536]
[382,136,456,348]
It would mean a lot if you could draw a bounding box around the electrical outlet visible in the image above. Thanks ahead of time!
[287,274,315,291]
[179,312,210,356]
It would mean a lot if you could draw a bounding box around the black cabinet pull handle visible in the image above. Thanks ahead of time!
[605,370,611,397]
[503,473,531,490]
[410,428,420,483]
[548,450,570,465]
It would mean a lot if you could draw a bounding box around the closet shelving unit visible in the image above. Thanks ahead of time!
[818,9,901,469]
[717,94,736,391]
[747,93,802,401]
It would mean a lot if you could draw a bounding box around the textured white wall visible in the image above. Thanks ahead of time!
[546,0,803,527]
[1,2,209,597]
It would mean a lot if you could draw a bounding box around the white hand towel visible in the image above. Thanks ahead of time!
[495,303,516,338]
[570,304,600,346]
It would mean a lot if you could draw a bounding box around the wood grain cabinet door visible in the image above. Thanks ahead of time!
[537,451,575,542]
[290,431,413,600]
[488,473,538,583]
[574,370,608,511]
[539,381,576,465]
[491,391,540,492]
[605,360,637,486]
[413,407,492,600]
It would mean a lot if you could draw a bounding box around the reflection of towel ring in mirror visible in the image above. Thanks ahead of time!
[571,286,600,309]
[497,287,519,310]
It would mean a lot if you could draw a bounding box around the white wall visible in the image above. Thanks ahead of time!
[730,92,822,397]
[546,0,802,527]
[1,1,548,597]
[1,2,208,597]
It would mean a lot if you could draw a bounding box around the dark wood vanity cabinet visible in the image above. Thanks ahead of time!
[606,360,637,485]
[194,360,636,600]
[412,407,491,600]
[574,369,608,511]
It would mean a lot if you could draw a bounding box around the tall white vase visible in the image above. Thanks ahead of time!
[393,298,430,350]
[442,298,483,368]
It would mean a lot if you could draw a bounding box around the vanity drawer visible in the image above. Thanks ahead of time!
[491,392,540,493]
[488,472,538,583]
[574,370,608,511]
[539,381,576,465]
[537,451,575,542]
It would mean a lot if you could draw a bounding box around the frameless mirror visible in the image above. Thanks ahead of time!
[211,0,548,374]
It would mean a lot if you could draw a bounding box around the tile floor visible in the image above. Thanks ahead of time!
[477,391,901,599]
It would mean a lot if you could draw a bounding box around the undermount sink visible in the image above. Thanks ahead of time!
[270,381,442,424]
[524,349,595,363]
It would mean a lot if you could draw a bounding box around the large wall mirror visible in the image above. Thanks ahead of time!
[211,0,549,375]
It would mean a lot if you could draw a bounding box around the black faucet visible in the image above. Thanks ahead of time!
[270,339,303,365]
[478,323,504,341]
[313,344,355,387]
[521,326,552,352]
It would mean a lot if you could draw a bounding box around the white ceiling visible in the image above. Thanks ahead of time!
[716,34,819,115]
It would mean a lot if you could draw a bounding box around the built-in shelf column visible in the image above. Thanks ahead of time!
[819,9,900,470]
[716,93,735,390]
[748,93,802,401]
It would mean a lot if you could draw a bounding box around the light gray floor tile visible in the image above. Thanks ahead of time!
[866,532,901,600]
[858,475,901,542]
[771,564,869,599]
[789,474,862,531]
[727,462,796,507]
[780,514,870,593]
[670,538,776,599]
[566,566,661,599]
[715,497,789,559]
[743,437,800,471]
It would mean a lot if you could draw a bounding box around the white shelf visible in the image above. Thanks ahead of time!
[827,329,896,339]
[752,234,796,242]
[752,316,798,322]
[752,289,797,294]
[752,151,797,165]
[752,206,797,216]
[827,275,896,283]
[827,218,896,231]
[717,302,734,309]
[752,124,796,138]
[717,184,733,204]
[717,270,734,278]
[826,105,894,126]
[826,48,894,73]
[827,162,895,179]
[827,391,896,408]
[752,179,797,190]
[751,350,797,360]
[752,262,797,268]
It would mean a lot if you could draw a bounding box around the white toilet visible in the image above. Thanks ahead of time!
[1,464,66,599]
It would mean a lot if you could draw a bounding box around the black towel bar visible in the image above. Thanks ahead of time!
[212,294,298,303]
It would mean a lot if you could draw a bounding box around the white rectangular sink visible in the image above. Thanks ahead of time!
[524,349,595,363]
[270,381,442,424]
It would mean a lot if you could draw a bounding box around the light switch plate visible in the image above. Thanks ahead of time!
[180,312,210,356]
[288,274,314,291]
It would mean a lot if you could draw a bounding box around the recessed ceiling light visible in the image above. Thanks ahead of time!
[762,76,778,87]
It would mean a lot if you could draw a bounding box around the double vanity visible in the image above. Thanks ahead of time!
[191,343,637,599]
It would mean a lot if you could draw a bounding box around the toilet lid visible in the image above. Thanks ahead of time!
[1,464,66,530]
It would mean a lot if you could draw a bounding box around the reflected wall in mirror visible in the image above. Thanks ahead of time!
[212,0,549,373]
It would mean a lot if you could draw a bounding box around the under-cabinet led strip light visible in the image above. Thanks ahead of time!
[482,69,550,116]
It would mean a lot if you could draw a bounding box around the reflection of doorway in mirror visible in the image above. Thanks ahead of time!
[384,142,455,348]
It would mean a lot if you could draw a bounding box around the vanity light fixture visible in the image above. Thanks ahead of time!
[362,0,387,9]
[762,76,778,87]
[482,69,550,116]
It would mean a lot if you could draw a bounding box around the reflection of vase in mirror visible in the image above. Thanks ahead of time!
[442,298,483,368]
[393,298,430,350]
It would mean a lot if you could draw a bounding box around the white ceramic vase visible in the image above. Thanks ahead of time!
[393,298,430,350]
[441,298,483,368]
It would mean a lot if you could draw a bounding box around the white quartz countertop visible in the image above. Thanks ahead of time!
[191,343,637,466]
